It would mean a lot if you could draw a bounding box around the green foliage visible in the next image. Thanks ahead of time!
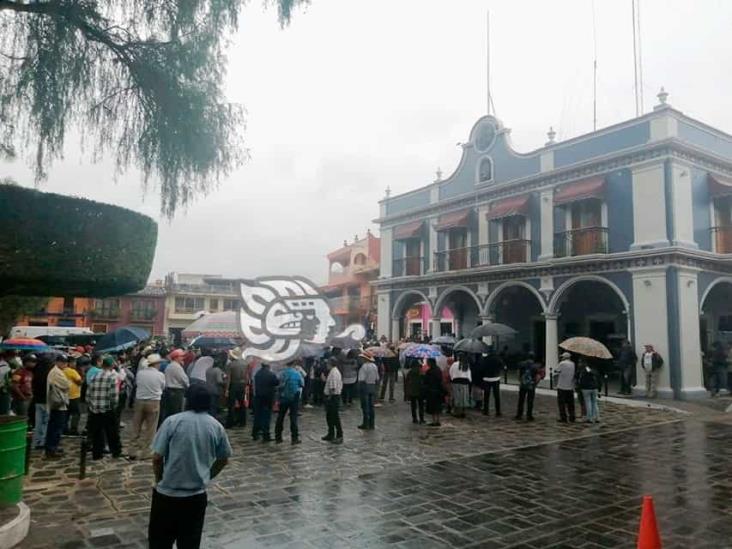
[0,0,308,217]
[0,184,158,297]
[0,296,48,338]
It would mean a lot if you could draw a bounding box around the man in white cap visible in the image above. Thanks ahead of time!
[357,351,380,430]
[129,353,166,460]
[554,351,576,423]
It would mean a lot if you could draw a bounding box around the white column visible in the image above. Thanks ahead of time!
[631,268,672,397]
[430,317,442,339]
[427,217,438,273]
[631,163,669,250]
[380,227,393,278]
[376,292,391,340]
[391,318,401,342]
[539,189,554,260]
[478,206,489,247]
[675,268,706,398]
[669,161,697,248]
[544,313,558,379]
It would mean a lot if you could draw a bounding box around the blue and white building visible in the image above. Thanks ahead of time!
[374,90,732,399]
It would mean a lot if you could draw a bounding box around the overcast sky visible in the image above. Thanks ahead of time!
[4,0,732,285]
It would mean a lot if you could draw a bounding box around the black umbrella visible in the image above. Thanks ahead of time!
[470,323,517,338]
[433,335,457,345]
[95,326,149,353]
[454,338,490,354]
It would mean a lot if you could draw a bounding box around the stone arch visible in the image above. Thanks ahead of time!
[483,281,547,316]
[700,277,732,313]
[391,289,431,320]
[433,285,483,319]
[548,275,631,316]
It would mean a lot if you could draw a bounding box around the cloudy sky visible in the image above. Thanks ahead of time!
[4,0,732,285]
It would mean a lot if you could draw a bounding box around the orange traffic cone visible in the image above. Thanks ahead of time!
[637,495,662,549]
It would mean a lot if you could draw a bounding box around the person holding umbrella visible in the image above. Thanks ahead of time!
[423,358,446,427]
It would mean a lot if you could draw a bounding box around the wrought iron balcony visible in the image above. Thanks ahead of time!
[711,226,732,253]
[90,307,121,320]
[130,309,157,322]
[433,240,531,272]
[554,227,608,258]
[393,256,426,277]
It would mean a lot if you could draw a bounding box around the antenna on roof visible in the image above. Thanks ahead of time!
[631,0,643,117]
[486,10,496,116]
[591,0,598,131]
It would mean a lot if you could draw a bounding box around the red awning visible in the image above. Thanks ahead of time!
[435,209,471,231]
[485,195,530,221]
[554,176,606,206]
[708,174,732,198]
[393,220,424,240]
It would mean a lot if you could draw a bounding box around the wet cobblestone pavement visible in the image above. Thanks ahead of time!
[21,389,732,548]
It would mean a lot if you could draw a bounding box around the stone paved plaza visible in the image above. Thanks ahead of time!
[20,389,732,548]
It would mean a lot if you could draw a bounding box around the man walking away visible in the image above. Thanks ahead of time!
[555,352,576,423]
[205,360,227,420]
[225,348,248,428]
[129,354,166,460]
[357,352,379,430]
[322,358,343,444]
[379,346,399,403]
[86,356,122,460]
[11,354,36,418]
[149,385,232,549]
[275,360,304,444]
[252,363,278,442]
[618,340,637,395]
[515,353,544,421]
[482,349,504,417]
[641,344,663,399]
[162,349,189,422]
[45,355,71,459]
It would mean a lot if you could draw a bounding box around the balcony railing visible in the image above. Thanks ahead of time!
[90,308,121,320]
[329,295,377,316]
[130,309,157,322]
[711,226,732,253]
[393,256,426,277]
[554,227,608,258]
[433,240,531,272]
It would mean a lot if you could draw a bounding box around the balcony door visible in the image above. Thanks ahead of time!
[448,228,467,270]
[571,200,602,255]
[405,239,421,275]
[714,197,732,253]
[502,216,526,264]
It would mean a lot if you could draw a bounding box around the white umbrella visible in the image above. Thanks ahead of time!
[182,311,239,338]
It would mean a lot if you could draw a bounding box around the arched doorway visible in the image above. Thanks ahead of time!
[391,290,431,340]
[485,282,546,363]
[433,286,482,339]
[550,277,629,389]
[700,279,732,364]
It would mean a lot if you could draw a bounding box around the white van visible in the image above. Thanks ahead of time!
[9,326,94,339]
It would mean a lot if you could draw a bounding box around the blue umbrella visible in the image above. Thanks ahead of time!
[95,326,149,353]
[404,344,443,359]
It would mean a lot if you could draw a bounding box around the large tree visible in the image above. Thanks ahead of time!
[0,0,307,216]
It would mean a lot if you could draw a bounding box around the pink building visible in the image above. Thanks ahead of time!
[402,303,455,340]
[88,284,166,336]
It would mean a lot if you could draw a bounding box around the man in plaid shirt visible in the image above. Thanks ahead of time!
[86,356,123,459]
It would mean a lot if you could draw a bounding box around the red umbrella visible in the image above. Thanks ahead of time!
[0,337,50,351]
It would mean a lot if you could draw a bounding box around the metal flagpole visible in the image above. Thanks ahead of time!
[486,10,491,116]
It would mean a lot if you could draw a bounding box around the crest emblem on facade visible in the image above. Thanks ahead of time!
[238,276,365,363]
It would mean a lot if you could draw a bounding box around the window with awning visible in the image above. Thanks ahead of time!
[554,176,605,206]
[708,174,732,198]
[485,194,530,220]
[435,209,471,231]
[393,220,424,240]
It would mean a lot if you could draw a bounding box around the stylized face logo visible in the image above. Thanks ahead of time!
[238,276,359,363]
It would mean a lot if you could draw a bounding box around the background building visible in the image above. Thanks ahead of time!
[321,231,380,335]
[17,297,92,328]
[88,284,166,336]
[164,272,240,344]
[375,90,732,399]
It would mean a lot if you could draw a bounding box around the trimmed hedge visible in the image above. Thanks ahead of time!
[0,184,158,297]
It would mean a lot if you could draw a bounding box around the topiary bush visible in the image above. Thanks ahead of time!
[0,184,157,297]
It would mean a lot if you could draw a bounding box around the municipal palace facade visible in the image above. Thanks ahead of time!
[373,90,732,400]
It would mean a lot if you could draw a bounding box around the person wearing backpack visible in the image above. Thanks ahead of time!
[274,360,304,445]
[515,353,544,421]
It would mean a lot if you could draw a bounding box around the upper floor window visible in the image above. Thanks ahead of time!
[353,253,366,265]
[175,297,204,313]
[478,157,493,184]
[223,298,240,311]
[209,298,219,312]
[330,262,345,273]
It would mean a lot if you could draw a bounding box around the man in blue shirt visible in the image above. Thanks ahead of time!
[274,360,304,445]
[148,385,232,549]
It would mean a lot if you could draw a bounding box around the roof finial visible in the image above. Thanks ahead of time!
[546,126,556,146]
[384,185,391,198]
[435,167,443,182]
[354,234,358,242]
[656,87,669,108]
